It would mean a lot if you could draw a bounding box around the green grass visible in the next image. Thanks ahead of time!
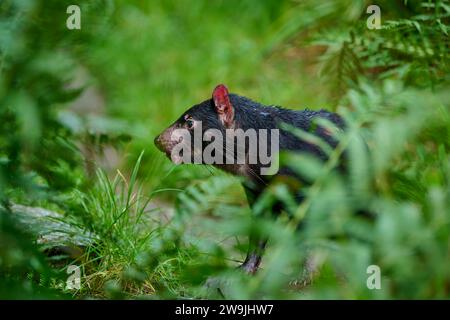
[63,151,191,298]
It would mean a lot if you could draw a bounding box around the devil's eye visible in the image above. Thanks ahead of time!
[186,118,194,129]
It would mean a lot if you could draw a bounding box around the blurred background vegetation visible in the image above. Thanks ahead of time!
[0,0,449,299]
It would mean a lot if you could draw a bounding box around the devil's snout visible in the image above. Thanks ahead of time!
[154,130,175,156]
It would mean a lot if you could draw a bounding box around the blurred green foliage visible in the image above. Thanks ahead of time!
[0,0,449,299]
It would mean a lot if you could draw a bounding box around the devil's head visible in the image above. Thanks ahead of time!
[154,84,236,163]
[154,84,280,178]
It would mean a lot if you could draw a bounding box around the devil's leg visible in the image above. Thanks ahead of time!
[240,234,267,274]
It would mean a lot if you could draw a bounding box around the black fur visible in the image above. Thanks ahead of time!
[155,92,346,274]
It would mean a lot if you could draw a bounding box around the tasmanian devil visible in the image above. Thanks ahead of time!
[154,84,345,274]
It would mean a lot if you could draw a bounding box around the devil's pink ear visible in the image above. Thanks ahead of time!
[212,84,234,127]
